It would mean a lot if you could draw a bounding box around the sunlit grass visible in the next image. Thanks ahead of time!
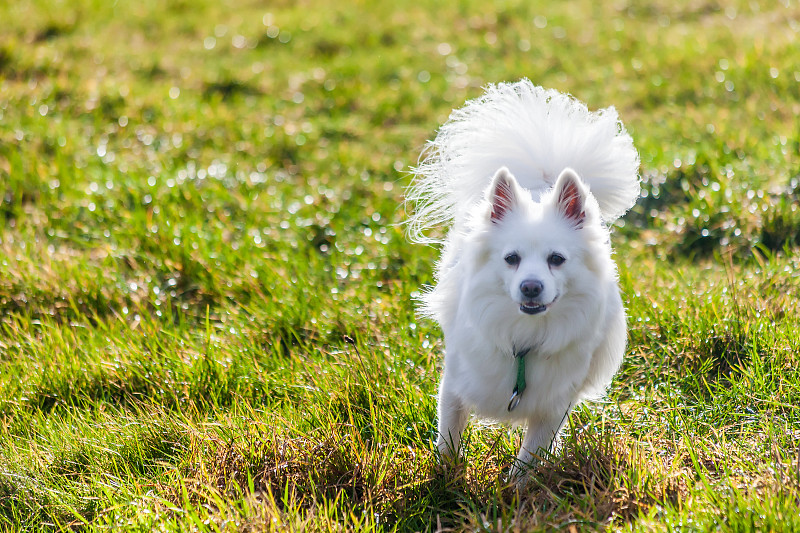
[1,0,800,531]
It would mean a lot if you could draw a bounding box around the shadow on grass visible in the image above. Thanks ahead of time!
[179,423,686,531]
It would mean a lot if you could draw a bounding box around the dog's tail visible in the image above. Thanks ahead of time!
[405,80,640,243]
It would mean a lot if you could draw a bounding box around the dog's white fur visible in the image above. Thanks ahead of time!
[406,80,639,476]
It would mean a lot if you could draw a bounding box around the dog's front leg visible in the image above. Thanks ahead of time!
[436,379,468,461]
[509,413,564,479]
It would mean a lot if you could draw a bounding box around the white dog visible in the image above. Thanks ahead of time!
[406,80,639,477]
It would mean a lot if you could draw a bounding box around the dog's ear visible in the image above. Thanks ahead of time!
[554,168,586,228]
[488,167,519,223]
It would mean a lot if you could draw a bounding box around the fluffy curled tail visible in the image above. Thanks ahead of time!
[405,79,640,243]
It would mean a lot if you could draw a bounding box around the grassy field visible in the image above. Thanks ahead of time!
[1,0,800,530]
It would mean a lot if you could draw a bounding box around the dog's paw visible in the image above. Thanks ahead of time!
[435,452,465,478]
[507,461,528,486]
[507,454,539,490]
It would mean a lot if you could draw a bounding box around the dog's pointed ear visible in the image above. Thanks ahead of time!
[487,167,519,223]
[554,168,587,228]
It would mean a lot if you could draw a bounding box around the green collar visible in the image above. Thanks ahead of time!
[507,346,531,412]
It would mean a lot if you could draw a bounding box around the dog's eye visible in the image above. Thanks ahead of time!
[547,253,566,267]
[504,252,520,266]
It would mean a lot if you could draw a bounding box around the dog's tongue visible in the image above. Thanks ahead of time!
[520,303,546,315]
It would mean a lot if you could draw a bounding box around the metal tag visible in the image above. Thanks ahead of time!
[507,388,521,412]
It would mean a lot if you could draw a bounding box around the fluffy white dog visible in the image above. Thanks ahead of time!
[406,80,639,477]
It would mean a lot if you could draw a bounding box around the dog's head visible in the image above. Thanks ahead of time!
[482,167,606,317]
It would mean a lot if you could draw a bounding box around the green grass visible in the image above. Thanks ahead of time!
[1,0,800,530]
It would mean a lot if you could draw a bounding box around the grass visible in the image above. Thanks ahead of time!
[1,0,800,530]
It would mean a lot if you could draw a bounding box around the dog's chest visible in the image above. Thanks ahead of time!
[447,336,591,421]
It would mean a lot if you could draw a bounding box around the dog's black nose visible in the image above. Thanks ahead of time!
[520,279,543,298]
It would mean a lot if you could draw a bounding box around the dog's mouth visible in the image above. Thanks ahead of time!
[519,302,548,315]
[519,303,547,315]
[518,295,558,316]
